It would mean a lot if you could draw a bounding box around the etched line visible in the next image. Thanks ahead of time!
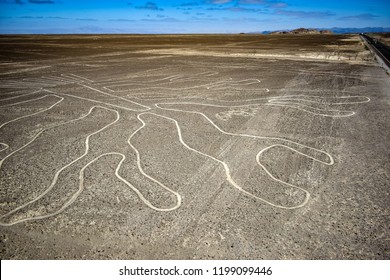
[0,95,64,130]
[0,106,120,226]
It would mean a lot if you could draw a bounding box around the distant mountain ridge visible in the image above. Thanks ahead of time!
[329,27,390,34]
[268,28,332,35]
[258,27,390,34]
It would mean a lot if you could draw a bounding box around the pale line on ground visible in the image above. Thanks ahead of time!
[128,87,270,102]
[156,103,334,166]
[0,82,58,88]
[93,66,172,85]
[0,95,64,130]
[42,76,76,84]
[58,75,86,84]
[0,94,50,108]
[155,94,369,117]
[0,88,43,102]
[0,105,182,225]
[0,101,120,169]
[268,95,371,104]
[44,89,145,112]
[136,112,310,209]
[0,106,120,226]
[0,143,9,153]
[0,68,371,220]
[96,71,219,87]
[266,101,355,117]
[201,94,369,105]
[64,73,94,83]
[80,84,151,111]
[127,114,182,211]
[104,78,261,93]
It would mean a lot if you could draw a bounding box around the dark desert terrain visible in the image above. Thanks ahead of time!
[0,34,389,259]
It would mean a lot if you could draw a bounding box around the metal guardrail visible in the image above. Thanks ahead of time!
[360,34,390,73]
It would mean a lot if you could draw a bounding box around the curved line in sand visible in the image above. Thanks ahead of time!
[0,106,119,226]
[0,88,43,102]
[156,103,334,165]
[0,94,64,130]
[266,101,355,117]
[136,112,312,209]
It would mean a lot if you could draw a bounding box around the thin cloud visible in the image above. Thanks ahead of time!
[206,6,265,13]
[77,25,106,33]
[337,13,379,21]
[239,0,264,3]
[222,16,269,22]
[141,17,181,22]
[1,0,25,4]
[18,15,43,18]
[206,0,233,4]
[1,0,57,3]
[227,7,264,12]
[239,0,287,8]
[108,18,135,22]
[276,9,335,18]
[28,0,55,3]
[76,18,99,22]
[180,2,199,6]
[46,16,69,19]
[16,15,68,19]
[136,2,163,11]
[269,2,287,8]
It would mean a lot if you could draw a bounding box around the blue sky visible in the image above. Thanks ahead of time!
[0,0,389,33]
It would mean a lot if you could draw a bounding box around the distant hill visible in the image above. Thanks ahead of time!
[259,27,390,35]
[268,28,332,35]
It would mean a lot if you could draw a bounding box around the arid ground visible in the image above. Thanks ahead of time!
[0,34,389,259]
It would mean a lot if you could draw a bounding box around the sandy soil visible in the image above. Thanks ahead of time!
[0,34,389,259]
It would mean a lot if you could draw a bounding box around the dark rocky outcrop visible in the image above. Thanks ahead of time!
[270,28,333,35]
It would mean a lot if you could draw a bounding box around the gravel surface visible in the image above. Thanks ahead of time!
[0,34,389,259]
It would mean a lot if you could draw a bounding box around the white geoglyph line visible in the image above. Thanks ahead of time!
[68,73,94,83]
[93,66,174,86]
[80,84,151,111]
[0,101,119,170]
[59,76,85,83]
[105,78,262,92]
[127,114,182,211]
[201,94,369,106]
[154,93,370,117]
[0,94,50,108]
[0,106,120,226]
[135,112,310,209]
[0,82,56,88]
[156,103,334,166]
[0,69,372,224]
[43,89,146,112]
[0,88,43,102]
[23,78,67,85]
[266,101,356,117]
[128,88,270,102]
[268,95,371,105]
[96,71,219,87]
[0,74,93,91]
[0,143,9,153]
[42,76,75,84]
[0,95,64,130]
[0,107,183,225]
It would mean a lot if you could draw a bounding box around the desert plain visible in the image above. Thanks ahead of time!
[0,34,389,259]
